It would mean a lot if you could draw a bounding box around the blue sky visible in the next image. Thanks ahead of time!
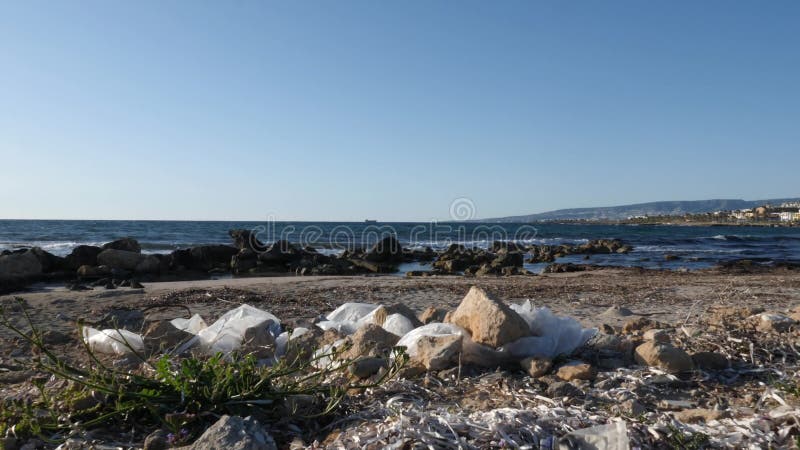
[1,1,798,221]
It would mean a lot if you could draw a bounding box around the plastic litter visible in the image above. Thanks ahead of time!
[382,313,416,337]
[503,300,597,359]
[195,304,282,355]
[82,327,145,356]
[558,420,629,450]
[170,314,207,335]
[317,303,381,335]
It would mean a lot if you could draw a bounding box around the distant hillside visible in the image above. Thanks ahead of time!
[481,198,800,223]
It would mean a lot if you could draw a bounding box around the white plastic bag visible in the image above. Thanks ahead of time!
[82,327,145,356]
[382,313,416,337]
[274,328,310,358]
[326,303,380,323]
[504,300,597,359]
[170,314,207,335]
[396,323,468,358]
[196,304,282,355]
[559,421,629,450]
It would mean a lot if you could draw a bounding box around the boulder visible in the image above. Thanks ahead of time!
[229,230,266,252]
[258,240,298,265]
[634,341,694,373]
[97,249,145,271]
[231,249,259,274]
[447,286,530,347]
[191,245,239,271]
[189,415,276,450]
[64,245,103,270]
[0,249,43,281]
[521,357,552,378]
[364,235,404,263]
[412,334,463,371]
[691,351,729,370]
[491,250,524,268]
[135,255,163,274]
[102,238,141,253]
[344,323,399,359]
[76,264,109,279]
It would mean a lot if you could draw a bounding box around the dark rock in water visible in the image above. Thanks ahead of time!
[28,247,65,273]
[543,263,601,273]
[102,238,141,253]
[97,249,145,271]
[491,249,524,268]
[130,279,144,289]
[349,258,397,273]
[77,264,111,279]
[231,249,259,274]
[489,241,524,253]
[0,248,44,282]
[67,282,91,291]
[229,229,266,252]
[364,235,404,263]
[258,240,298,266]
[119,279,131,287]
[169,245,238,272]
[65,245,103,270]
[664,254,680,261]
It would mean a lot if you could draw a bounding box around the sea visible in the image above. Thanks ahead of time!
[1,220,799,274]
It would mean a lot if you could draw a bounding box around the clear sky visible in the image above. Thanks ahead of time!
[1,1,798,221]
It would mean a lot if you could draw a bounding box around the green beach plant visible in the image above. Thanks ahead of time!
[0,297,407,445]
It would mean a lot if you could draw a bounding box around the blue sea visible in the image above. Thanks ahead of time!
[1,220,799,272]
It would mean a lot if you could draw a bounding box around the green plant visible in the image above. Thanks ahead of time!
[0,298,406,444]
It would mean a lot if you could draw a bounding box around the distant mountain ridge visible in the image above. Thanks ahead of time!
[480,198,800,223]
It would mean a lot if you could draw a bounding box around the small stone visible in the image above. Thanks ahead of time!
[755,313,795,333]
[643,328,671,343]
[622,317,666,334]
[418,307,447,324]
[556,362,596,381]
[634,341,694,373]
[189,415,276,450]
[658,399,694,410]
[520,357,552,378]
[348,357,388,379]
[620,399,647,416]
[143,429,169,450]
[546,381,584,398]
[674,408,728,423]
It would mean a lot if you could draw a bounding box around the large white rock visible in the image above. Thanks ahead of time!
[447,286,530,347]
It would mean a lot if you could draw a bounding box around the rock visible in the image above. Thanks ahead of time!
[40,330,75,345]
[520,357,552,378]
[64,245,103,270]
[130,279,144,289]
[242,320,277,359]
[189,415,276,450]
[348,357,388,379]
[674,408,728,423]
[229,229,266,252]
[143,429,169,450]
[0,249,43,281]
[231,249,259,274]
[556,362,596,381]
[622,317,666,334]
[364,235,404,263]
[664,254,680,261]
[412,334,463,370]
[344,323,400,359]
[371,304,423,329]
[599,306,634,318]
[490,250,524,268]
[634,341,694,373]
[691,351,729,370]
[77,265,112,278]
[97,249,145,271]
[143,321,194,354]
[447,286,530,347]
[135,255,162,274]
[418,307,448,324]
[546,381,584,398]
[643,328,671,343]
[102,238,141,253]
[756,313,795,333]
[284,328,324,362]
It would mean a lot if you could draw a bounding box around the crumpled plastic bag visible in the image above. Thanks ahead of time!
[502,300,597,359]
[170,314,207,335]
[82,327,145,356]
[558,420,629,450]
[195,304,282,355]
[275,327,310,358]
[316,303,381,335]
[382,313,416,337]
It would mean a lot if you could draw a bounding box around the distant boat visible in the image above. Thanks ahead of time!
[364,219,377,223]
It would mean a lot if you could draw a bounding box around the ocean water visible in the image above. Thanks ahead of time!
[1,220,799,272]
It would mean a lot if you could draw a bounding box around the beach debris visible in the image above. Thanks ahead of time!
[195,304,281,356]
[418,306,447,324]
[556,361,596,381]
[142,320,193,354]
[633,341,694,373]
[502,300,597,359]
[82,327,145,356]
[560,421,629,450]
[447,286,531,347]
[171,313,208,334]
[188,415,277,450]
[642,328,671,343]
[755,313,796,333]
